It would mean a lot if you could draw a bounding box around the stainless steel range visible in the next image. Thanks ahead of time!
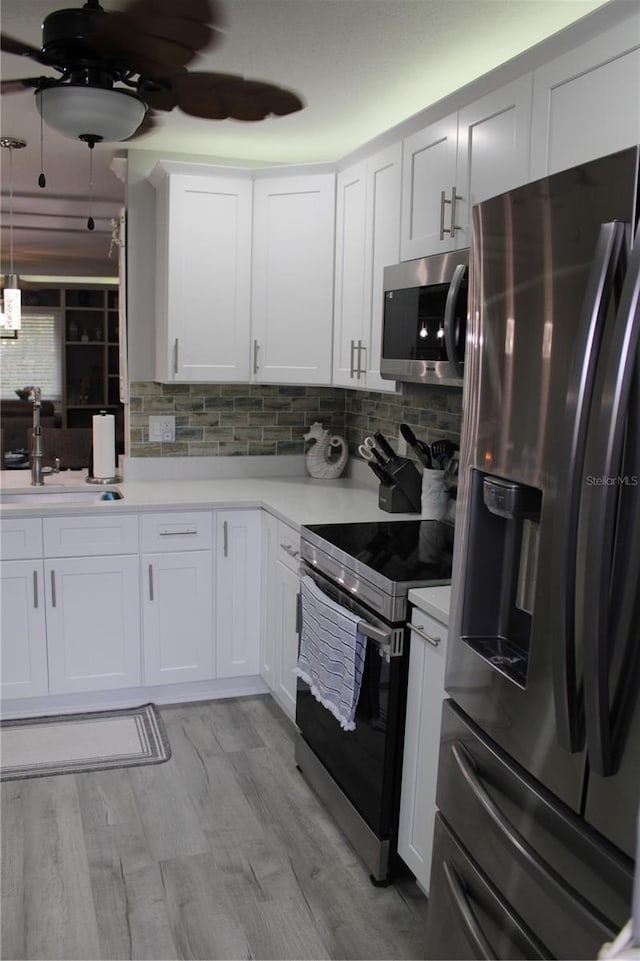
[295,518,454,884]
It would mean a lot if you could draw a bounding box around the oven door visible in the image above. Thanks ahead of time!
[295,563,410,840]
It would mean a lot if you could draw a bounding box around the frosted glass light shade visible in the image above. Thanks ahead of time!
[3,282,21,330]
[36,86,147,142]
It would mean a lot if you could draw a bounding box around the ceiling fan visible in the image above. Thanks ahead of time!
[0,0,305,146]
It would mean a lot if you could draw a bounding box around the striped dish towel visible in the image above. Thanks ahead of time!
[295,575,366,732]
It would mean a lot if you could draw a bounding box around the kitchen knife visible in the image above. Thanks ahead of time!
[374,431,397,461]
[368,460,392,485]
[400,423,432,468]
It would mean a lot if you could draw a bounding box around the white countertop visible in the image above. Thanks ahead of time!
[408,585,451,624]
[0,467,419,530]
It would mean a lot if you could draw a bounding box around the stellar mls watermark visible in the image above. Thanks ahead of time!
[585,474,639,486]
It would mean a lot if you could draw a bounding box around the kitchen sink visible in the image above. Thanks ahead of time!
[0,487,123,505]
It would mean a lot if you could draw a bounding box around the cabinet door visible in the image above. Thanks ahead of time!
[142,550,214,685]
[251,173,335,385]
[332,161,368,387]
[398,606,448,893]
[215,511,261,677]
[272,558,300,721]
[362,142,402,391]
[1,560,49,700]
[401,113,458,260]
[530,14,640,179]
[45,555,140,694]
[262,514,300,720]
[156,171,252,382]
[455,75,532,249]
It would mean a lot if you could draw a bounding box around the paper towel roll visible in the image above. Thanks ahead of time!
[92,413,116,479]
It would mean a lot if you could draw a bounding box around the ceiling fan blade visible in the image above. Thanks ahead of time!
[0,76,43,93]
[96,0,223,79]
[169,72,305,122]
[1,33,49,64]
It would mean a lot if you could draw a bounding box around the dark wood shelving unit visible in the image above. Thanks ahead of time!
[62,287,123,445]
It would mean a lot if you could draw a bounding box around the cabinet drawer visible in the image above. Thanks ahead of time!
[141,511,213,552]
[276,520,301,572]
[43,514,139,557]
[0,518,44,559]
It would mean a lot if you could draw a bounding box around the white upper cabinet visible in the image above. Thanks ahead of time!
[333,142,402,391]
[530,12,640,179]
[251,172,335,385]
[152,164,253,383]
[401,75,532,259]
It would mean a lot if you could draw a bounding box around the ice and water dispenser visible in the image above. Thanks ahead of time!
[461,469,542,687]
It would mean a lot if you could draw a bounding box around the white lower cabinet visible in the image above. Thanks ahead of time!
[261,513,300,720]
[398,598,449,893]
[215,510,262,678]
[45,554,141,695]
[141,511,214,685]
[1,559,48,700]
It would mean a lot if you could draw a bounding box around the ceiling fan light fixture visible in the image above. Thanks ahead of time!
[36,85,147,143]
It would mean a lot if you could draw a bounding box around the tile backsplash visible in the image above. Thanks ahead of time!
[128,381,462,459]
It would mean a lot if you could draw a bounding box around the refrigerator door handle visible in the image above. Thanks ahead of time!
[443,859,496,960]
[579,224,640,777]
[444,263,467,377]
[550,221,628,752]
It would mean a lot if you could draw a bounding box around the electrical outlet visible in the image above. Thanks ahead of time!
[149,415,175,443]
[397,428,408,457]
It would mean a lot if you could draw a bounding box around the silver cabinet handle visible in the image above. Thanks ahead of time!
[223,520,229,557]
[439,190,448,240]
[356,340,366,379]
[409,621,441,646]
[158,527,198,536]
[173,337,179,375]
[253,339,260,374]
[281,543,300,559]
[33,570,39,609]
[50,569,56,608]
[148,563,154,601]
[440,187,463,238]
[449,186,463,236]
[349,339,357,378]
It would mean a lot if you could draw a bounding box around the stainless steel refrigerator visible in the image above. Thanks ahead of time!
[426,147,640,960]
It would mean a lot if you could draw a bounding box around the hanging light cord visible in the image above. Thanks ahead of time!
[87,143,95,231]
[8,144,15,276]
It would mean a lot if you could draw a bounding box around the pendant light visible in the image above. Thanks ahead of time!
[1,137,26,332]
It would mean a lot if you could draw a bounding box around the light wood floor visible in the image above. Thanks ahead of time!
[1,695,428,960]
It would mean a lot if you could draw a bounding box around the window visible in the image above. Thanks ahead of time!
[0,309,62,402]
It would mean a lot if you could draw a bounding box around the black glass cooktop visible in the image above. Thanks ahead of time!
[302,519,455,584]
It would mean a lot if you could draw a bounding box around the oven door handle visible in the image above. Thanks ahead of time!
[299,567,405,658]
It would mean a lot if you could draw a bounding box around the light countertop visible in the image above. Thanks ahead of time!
[0,467,419,530]
[408,585,451,624]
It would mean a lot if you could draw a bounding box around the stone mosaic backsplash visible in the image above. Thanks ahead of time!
[128,381,462,459]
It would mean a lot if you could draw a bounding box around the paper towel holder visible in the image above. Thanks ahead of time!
[86,410,122,484]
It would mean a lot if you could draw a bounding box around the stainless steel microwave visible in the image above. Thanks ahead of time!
[380,249,469,386]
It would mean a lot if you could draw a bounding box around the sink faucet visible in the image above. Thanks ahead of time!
[29,387,59,486]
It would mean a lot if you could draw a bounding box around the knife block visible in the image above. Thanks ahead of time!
[378,457,422,513]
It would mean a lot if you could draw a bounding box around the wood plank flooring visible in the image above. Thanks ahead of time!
[1,695,429,960]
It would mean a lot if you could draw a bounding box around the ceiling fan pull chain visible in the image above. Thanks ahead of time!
[38,105,46,189]
[87,143,95,231]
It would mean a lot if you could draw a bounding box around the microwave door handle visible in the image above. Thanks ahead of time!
[579,225,640,777]
[549,221,627,753]
[443,263,467,376]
